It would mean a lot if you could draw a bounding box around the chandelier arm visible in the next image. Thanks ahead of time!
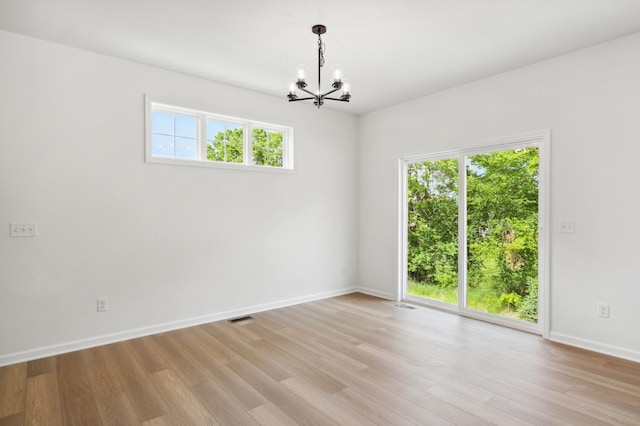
[323,87,341,97]
[296,86,318,97]
[289,97,316,102]
[323,97,350,102]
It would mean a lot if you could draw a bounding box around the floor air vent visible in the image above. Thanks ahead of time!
[394,303,417,310]
[228,315,253,324]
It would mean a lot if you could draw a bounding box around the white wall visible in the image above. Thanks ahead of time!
[358,32,640,361]
[0,31,358,364]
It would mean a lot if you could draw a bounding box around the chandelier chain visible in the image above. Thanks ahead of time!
[318,37,325,68]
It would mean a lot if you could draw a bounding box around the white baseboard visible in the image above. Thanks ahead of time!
[355,286,396,301]
[0,287,360,367]
[10,290,638,368]
[549,332,640,364]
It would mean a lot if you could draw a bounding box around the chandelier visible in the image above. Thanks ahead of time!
[287,25,351,108]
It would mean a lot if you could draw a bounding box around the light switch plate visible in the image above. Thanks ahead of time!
[10,222,38,237]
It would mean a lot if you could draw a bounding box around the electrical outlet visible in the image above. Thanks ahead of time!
[597,302,609,318]
[559,221,575,234]
[10,222,38,237]
[97,297,108,312]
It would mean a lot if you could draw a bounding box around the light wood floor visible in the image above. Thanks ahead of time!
[2,293,640,425]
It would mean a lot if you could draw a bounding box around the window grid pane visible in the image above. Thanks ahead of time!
[206,120,243,164]
[151,134,174,158]
[175,115,197,138]
[151,110,200,160]
[152,111,174,135]
[252,128,283,167]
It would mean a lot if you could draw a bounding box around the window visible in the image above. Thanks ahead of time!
[206,119,244,164]
[145,97,293,171]
[400,131,550,336]
[151,110,198,160]
[252,127,284,167]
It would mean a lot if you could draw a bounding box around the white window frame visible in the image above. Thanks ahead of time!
[145,96,294,173]
[398,130,551,338]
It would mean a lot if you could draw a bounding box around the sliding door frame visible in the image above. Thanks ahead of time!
[398,130,550,338]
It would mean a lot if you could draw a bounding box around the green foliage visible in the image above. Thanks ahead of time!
[499,292,522,310]
[409,281,515,316]
[466,286,504,314]
[518,280,538,323]
[466,148,539,296]
[253,129,283,167]
[207,128,243,163]
[408,281,458,304]
[406,159,458,287]
[206,127,284,167]
[407,148,539,322]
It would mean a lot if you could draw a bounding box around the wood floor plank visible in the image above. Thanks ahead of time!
[332,386,418,426]
[273,326,370,372]
[227,358,337,425]
[95,392,140,426]
[56,351,103,425]
[160,327,267,410]
[356,364,436,400]
[179,326,243,365]
[543,354,640,398]
[427,383,529,426]
[223,320,263,343]
[472,369,623,424]
[26,358,56,378]
[0,413,24,426]
[140,414,180,426]
[146,332,211,387]
[149,369,219,425]
[0,363,27,418]
[424,371,495,403]
[83,346,126,400]
[604,358,640,378]
[565,382,640,422]
[265,305,363,348]
[409,385,495,426]
[105,342,171,422]
[191,358,267,411]
[128,337,170,375]
[24,372,62,426]
[248,403,298,426]
[250,338,347,394]
[280,375,375,425]
[205,322,295,383]
[242,322,319,361]
[191,379,260,425]
[313,357,450,425]
[486,394,572,425]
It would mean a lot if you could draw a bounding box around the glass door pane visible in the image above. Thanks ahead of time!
[406,159,458,305]
[465,148,539,323]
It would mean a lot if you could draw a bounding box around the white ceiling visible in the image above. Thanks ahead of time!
[2,0,640,115]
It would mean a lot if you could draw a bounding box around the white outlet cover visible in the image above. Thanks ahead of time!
[559,220,575,234]
[10,222,38,237]
[97,297,108,312]
[597,303,609,318]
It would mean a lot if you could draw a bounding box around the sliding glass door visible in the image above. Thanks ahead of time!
[401,133,548,333]
[406,159,459,306]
